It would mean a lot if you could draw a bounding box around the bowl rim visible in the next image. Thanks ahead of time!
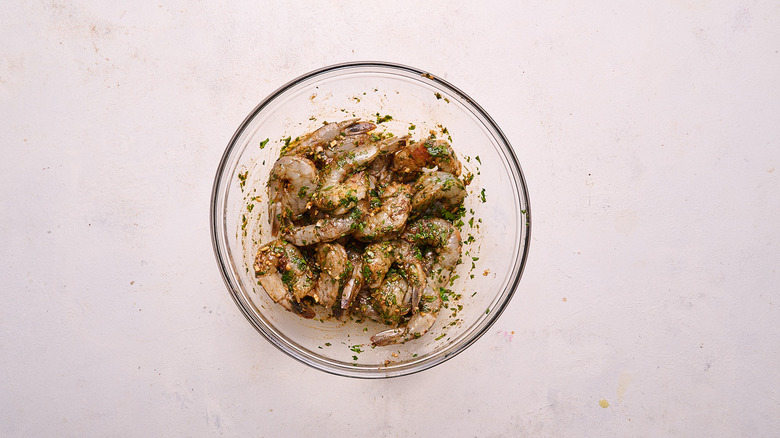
[210,61,532,378]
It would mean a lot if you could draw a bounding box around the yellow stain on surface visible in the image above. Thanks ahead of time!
[599,399,610,408]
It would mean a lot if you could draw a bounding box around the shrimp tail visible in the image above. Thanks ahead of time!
[370,327,407,346]
[410,282,423,313]
[340,252,364,309]
[269,201,281,237]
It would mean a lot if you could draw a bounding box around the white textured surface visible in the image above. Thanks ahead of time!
[2,1,779,436]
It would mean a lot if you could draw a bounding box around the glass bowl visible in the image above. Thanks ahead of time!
[210,62,531,378]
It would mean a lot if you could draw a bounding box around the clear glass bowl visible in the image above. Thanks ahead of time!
[210,62,531,378]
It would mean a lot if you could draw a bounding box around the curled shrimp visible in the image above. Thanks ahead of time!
[392,138,462,181]
[281,118,360,157]
[254,239,316,318]
[402,218,462,288]
[313,242,349,308]
[371,271,413,325]
[411,171,466,217]
[320,121,377,160]
[313,136,409,214]
[267,156,317,236]
[353,182,412,242]
[362,240,426,311]
[316,171,369,216]
[281,212,356,246]
[371,282,441,346]
[361,241,394,289]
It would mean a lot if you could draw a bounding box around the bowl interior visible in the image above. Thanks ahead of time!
[212,63,530,377]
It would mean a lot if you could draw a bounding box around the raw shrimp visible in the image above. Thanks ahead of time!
[402,218,462,288]
[315,171,369,216]
[267,156,317,236]
[320,121,377,159]
[392,138,462,180]
[371,271,412,325]
[313,136,409,214]
[362,240,426,311]
[281,119,360,157]
[370,283,441,346]
[353,182,412,242]
[281,213,356,246]
[254,239,316,318]
[411,171,466,216]
[361,241,394,289]
[313,242,349,308]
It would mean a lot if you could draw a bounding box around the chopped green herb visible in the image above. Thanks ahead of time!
[238,171,248,189]
[375,113,393,123]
